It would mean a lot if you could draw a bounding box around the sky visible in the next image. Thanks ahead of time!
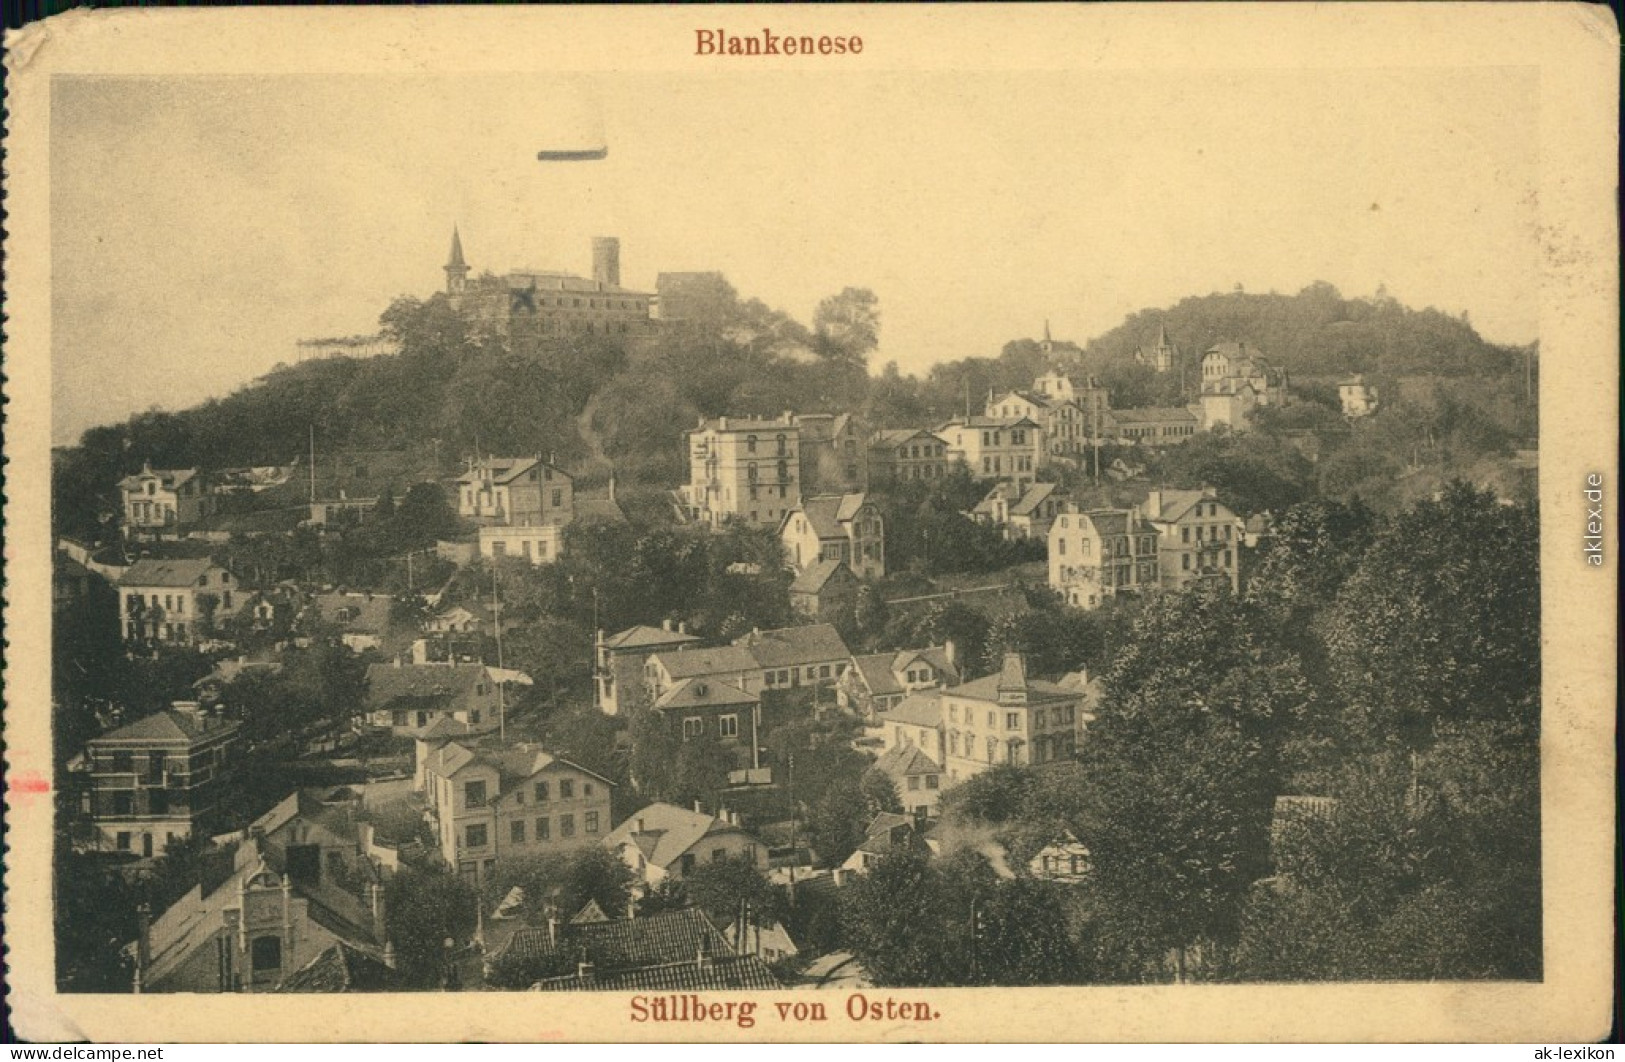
[50,67,1540,444]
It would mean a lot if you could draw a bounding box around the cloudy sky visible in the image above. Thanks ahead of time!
[51,66,1538,444]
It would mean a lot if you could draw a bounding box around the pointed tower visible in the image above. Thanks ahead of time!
[445,226,469,299]
[1041,319,1054,355]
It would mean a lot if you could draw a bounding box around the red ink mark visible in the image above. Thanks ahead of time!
[9,772,51,795]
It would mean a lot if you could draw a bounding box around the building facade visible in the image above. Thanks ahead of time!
[794,413,868,495]
[363,661,504,738]
[445,229,654,338]
[1339,374,1379,417]
[938,655,1088,783]
[1198,341,1288,431]
[478,523,564,566]
[867,429,951,485]
[119,464,213,535]
[457,456,574,527]
[84,704,240,857]
[1144,487,1244,592]
[680,414,801,529]
[603,803,767,888]
[935,416,1045,491]
[1047,506,1161,609]
[118,559,240,645]
[595,622,701,717]
[779,493,885,581]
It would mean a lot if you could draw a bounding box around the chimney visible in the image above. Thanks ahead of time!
[392,656,402,669]
[591,237,621,288]
[694,800,704,815]
[382,941,397,970]
[577,959,596,986]
[678,621,688,635]
[1145,490,1162,520]
[662,619,673,632]
[634,817,645,833]
[720,416,729,430]
[943,639,957,667]
[547,911,559,950]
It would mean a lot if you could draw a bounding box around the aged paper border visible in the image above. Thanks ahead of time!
[3,3,1617,1043]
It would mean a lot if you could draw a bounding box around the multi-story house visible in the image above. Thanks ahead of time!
[595,621,701,716]
[119,464,213,535]
[1030,373,1112,448]
[651,678,762,757]
[872,745,945,821]
[445,230,654,338]
[1198,341,1288,431]
[1047,506,1161,609]
[421,740,615,883]
[309,591,394,653]
[680,414,801,530]
[779,493,885,581]
[878,691,946,767]
[794,413,868,494]
[987,389,1098,459]
[645,645,764,702]
[84,702,240,858]
[938,654,1089,783]
[1101,407,1201,445]
[117,559,240,645]
[129,787,390,993]
[935,416,1045,491]
[731,623,852,694]
[972,481,1069,541]
[868,429,951,485]
[838,645,961,718]
[1144,487,1244,592]
[603,802,767,888]
[363,661,504,738]
[456,456,574,526]
[1339,374,1379,417]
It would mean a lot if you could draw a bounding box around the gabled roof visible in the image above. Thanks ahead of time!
[363,662,488,712]
[1065,509,1158,538]
[601,624,702,652]
[990,389,1053,410]
[602,803,759,872]
[1146,488,1211,525]
[456,456,572,486]
[784,493,868,539]
[789,558,855,595]
[937,415,1042,431]
[1104,406,1199,426]
[1009,481,1061,518]
[949,669,1079,706]
[91,707,238,746]
[278,941,403,993]
[855,812,917,857]
[874,744,942,778]
[651,645,759,680]
[851,648,958,698]
[732,623,850,668]
[313,593,394,634]
[117,558,221,588]
[652,677,759,712]
[870,428,941,448]
[533,952,781,992]
[118,467,199,492]
[576,494,628,524]
[881,692,943,728]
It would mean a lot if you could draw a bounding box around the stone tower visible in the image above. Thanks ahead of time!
[592,237,621,288]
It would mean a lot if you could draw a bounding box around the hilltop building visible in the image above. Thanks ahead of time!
[117,559,240,646]
[868,429,951,485]
[1135,324,1180,373]
[443,228,653,338]
[119,464,214,536]
[1339,374,1380,417]
[1198,341,1288,431]
[935,416,1045,491]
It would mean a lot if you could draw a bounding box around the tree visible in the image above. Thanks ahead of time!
[685,854,784,931]
[483,846,635,927]
[812,288,880,367]
[1323,482,1539,748]
[384,866,479,988]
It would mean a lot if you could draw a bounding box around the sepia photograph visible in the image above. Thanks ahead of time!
[3,3,1616,1044]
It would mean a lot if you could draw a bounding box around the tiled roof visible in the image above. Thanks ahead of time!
[278,942,403,993]
[576,495,628,524]
[870,428,939,448]
[653,677,759,711]
[692,416,798,433]
[834,493,867,522]
[92,707,238,745]
[455,456,572,486]
[950,670,1079,705]
[314,593,394,634]
[732,623,850,669]
[1105,406,1199,425]
[991,389,1053,410]
[1147,489,1210,525]
[602,625,701,652]
[602,803,758,872]
[938,415,1041,431]
[789,559,853,595]
[118,467,198,492]
[874,744,941,778]
[364,662,487,712]
[790,496,845,539]
[533,953,781,992]
[881,692,942,728]
[502,907,728,971]
[849,652,903,698]
[1070,509,1158,538]
[1009,482,1061,518]
[855,812,916,857]
[973,482,1020,515]
[116,558,219,588]
[652,645,759,680]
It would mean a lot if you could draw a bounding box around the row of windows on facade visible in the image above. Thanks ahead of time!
[127,590,234,615]
[742,435,792,456]
[503,295,645,311]
[683,714,741,739]
[944,730,1077,762]
[944,704,1080,729]
[502,317,637,335]
[462,777,596,808]
[113,828,184,855]
[103,789,188,816]
[895,443,947,460]
[1179,550,1233,569]
[979,430,1031,447]
[1054,535,1157,556]
[1118,425,1196,439]
[466,810,600,849]
[468,486,567,505]
[764,661,847,687]
[981,456,1035,475]
[98,748,212,777]
[487,538,550,559]
[1181,523,1234,543]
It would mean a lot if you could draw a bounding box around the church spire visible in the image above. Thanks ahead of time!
[1041,318,1053,354]
[445,226,469,296]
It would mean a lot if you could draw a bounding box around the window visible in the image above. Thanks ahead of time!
[1182,554,1191,571]
[747,435,758,454]
[511,819,526,844]
[116,831,132,850]
[560,814,575,838]
[1181,526,1191,543]
[585,811,600,834]
[470,710,481,725]
[534,781,549,802]
[584,782,594,797]
[112,751,134,773]
[908,775,921,791]
[683,717,704,739]
[536,817,550,840]
[1007,712,1020,730]
[560,780,575,799]
[552,489,563,507]
[466,823,488,848]
[926,775,939,790]
[776,434,787,456]
[719,714,739,738]
[251,935,283,973]
[464,780,487,807]
[949,731,959,755]
[1058,538,1067,556]
[986,738,997,763]
[949,704,958,723]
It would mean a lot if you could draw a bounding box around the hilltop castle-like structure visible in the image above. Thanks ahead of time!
[443,227,655,338]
